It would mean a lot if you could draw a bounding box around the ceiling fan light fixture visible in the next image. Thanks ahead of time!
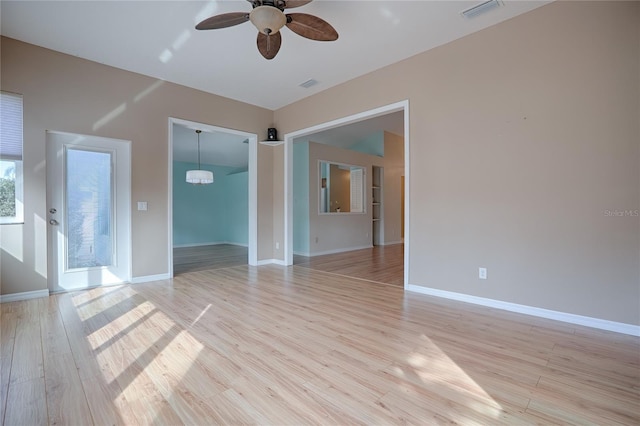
[195,0,337,60]
[250,5,287,34]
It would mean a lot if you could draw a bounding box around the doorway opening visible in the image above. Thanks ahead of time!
[168,118,258,276]
[284,100,410,288]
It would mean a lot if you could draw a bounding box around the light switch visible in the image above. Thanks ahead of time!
[137,202,148,211]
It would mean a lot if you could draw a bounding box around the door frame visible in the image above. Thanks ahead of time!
[167,117,258,276]
[283,100,410,288]
[46,130,132,293]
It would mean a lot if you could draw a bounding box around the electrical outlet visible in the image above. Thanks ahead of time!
[479,267,487,280]
[275,242,279,250]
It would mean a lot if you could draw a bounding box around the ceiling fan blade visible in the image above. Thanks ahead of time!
[257,31,282,60]
[196,12,250,30]
[283,0,313,9]
[286,13,338,41]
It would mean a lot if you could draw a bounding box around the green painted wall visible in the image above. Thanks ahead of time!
[348,131,384,157]
[173,161,248,247]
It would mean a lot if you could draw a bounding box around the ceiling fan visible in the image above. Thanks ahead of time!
[195,0,338,60]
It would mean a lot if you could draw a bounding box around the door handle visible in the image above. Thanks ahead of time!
[49,219,59,226]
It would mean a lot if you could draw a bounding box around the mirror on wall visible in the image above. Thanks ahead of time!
[319,161,365,214]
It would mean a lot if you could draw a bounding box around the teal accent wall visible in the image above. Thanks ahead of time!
[223,170,249,244]
[293,142,309,254]
[173,161,248,247]
[348,131,384,157]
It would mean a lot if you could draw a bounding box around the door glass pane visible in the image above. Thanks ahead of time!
[66,148,113,269]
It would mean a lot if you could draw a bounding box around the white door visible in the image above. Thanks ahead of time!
[46,131,131,292]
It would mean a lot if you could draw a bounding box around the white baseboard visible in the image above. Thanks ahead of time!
[295,243,399,256]
[226,242,248,248]
[173,241,223,248]
[309,245,373,257]
[131,273,171,284]
[173,241,248,248]
[406,284,640,337]
[0,289,49,303]
[257,259,288,266]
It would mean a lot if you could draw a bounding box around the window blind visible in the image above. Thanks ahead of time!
[0,92,23,160]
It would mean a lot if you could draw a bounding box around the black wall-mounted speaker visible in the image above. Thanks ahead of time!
[267,128,278,141]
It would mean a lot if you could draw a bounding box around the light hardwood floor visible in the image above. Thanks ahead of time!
[1,265,638,425]
[173,244,248,275]
[175,244,404,287]
[295,244,404,287]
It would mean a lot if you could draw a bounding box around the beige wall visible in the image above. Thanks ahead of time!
[0,37,273,294]
[329,165,350,213]
[274,1,640,325]
[271,145,284,260]
[308,142,382,254]
[259,145,275,259]
[382,131,404,244]
[2,1,638,327]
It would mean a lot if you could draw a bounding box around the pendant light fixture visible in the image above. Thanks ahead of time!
[186,130,214,185]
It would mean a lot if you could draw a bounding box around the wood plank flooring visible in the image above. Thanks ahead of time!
[175,244,404,288]
[1,265,638,425]
[294,244,404,287]
[173,244,248,275]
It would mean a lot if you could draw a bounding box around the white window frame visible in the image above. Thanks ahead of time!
[0,92,24,225]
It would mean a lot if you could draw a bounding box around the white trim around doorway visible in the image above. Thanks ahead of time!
[167,118,259,277]
[283,100,410,288]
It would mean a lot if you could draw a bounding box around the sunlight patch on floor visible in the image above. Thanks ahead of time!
[402,334,503,419]
[75,295,211,424]
[191,303,212,326]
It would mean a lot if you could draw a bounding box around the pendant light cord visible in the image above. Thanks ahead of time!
[196,129,202,170]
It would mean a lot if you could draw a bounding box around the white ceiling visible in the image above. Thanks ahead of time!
[4,0,550,167]
[173,123,249,168]
[173,110,403,168]
[293,110,404,148]
[1,0,551,111]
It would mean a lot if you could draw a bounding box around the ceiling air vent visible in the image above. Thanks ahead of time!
[461,0,503,19]
[299,79,318,89]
